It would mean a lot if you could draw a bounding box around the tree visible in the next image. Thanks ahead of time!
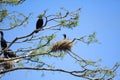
[0,1,120,80]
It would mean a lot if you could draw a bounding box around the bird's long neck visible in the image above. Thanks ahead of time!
[0,32,4,39]
[63,34,66,39]
[1,34,4,40]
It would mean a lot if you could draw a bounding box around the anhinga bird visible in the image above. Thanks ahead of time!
[63,34,67,39]
[35,15,44,33]
[4,49,18,58]
[0,31,7,50]
[0,31,17,58]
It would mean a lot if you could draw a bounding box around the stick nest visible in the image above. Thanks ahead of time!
[51,39,73,52]
[0,57,14,70]
[1,61,14,70]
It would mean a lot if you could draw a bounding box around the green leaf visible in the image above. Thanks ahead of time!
[10,23,18,27]
[0,10,8,21]
[60,20,67,26]
[17,62,24,67]
[33,56,39,62]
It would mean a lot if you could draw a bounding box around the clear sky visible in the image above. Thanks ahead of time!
[1,0,120,80]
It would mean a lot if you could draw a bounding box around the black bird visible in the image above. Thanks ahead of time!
[4,49,18,58]
[63,34,67,39]
[0,31,7,50]
[35,16,43,33]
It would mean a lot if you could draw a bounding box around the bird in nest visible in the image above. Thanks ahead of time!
[51,34,74,52]
[0,57,14,70]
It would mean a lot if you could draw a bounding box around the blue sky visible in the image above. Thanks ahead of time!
[1,0,120,80]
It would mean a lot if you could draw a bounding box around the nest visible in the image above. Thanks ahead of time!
[1,61,14,70]
[0,57,14,70]
[51,39,73,52]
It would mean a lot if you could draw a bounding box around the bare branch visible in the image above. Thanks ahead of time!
[0,67,87,78]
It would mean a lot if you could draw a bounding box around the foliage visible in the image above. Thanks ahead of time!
[0,1,120,80]
[0,9,8,22]
[0,0,25,5]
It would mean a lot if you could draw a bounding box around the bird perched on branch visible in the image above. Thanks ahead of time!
[0,31,18,59]
[3,49,18,58]
[35,15,44,33]
[0,31,7,50]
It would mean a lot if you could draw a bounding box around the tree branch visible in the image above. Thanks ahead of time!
[0,67,88,79]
